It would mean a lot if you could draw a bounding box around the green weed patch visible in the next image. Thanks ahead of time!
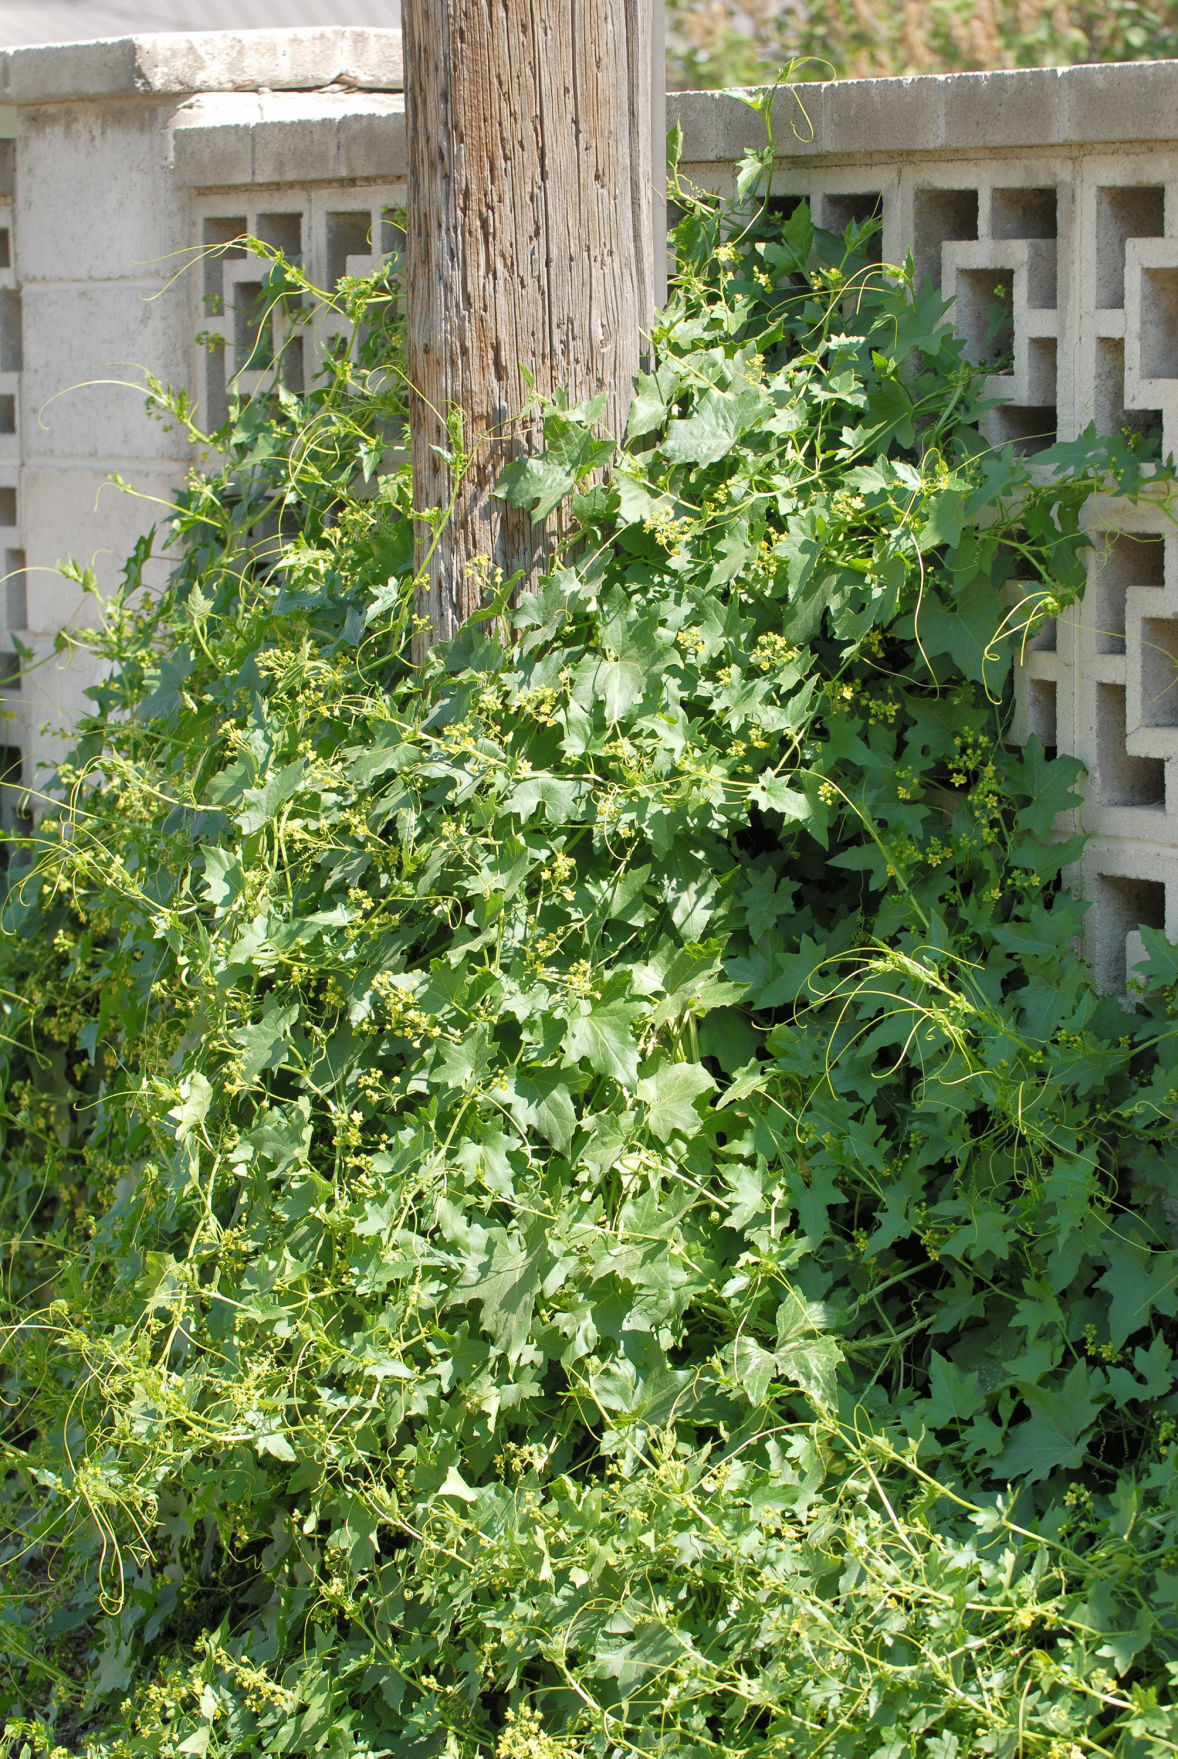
[3,164,1178,1759]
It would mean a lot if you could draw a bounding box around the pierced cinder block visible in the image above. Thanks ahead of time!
[193,187,407,426]
[941,233,1059,451]
[326,210,376,289]
[1122,239,1178,455]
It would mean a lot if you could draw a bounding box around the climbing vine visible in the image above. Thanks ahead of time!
[3,137,1178,1759]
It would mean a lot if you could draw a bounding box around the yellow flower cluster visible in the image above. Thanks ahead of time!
[497,1705,577,1759]
[371,969,436,1043]
[752,631,802,671]
[516,684,562,725]
[643,507,693,553]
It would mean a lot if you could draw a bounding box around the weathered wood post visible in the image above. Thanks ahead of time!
[403,0,665,642]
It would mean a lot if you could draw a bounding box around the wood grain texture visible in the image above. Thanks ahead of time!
[404,0,662,640]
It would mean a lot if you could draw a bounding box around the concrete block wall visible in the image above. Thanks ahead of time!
[0,27,405,810]
[3,33,1178,987]
[669,67,1178,993]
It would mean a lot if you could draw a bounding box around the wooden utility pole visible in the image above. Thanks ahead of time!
[403,0,665,641]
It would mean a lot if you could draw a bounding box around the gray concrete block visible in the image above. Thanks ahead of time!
[171,95,257,188]
[251,92,361,184]
[142,27,402,97]
[252,116,336,185]
[6,27,402,106]
[770,84,824,155]
[1064,61,1178,145]
[336,98,407,182]
[665,91,717,166]
[7,38,140,106]
[712,89,780,164]
[17,100,186,279]
[940,66,1063,149]
[823,74,943,155]
[21,281,190,463]
[21,462,187,627]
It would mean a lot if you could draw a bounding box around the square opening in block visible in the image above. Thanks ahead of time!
[821,191,883,260]
[1140,266,1178,378]
[283,336,305,396]
[380,209,407,257]
[0,744,29,869]
[955,267,1015,371]
[204,346,228,434]
[232,280,274,373]
[257,212,303,262]
[1096,680,1165,804]
[0,396,17,436]
[1097,185,1165,308]
[990,403,1057,454]
[1028,336,1057,404]
[1140,616,1178,726]
[4,549,25,631]
[0,487,17,528]
[0,229,11,272]
[1091,530,1165,654]
[202,216,247,307]
[912,186,978,288]
[1095,336,1164,449]
[326,210,375,289]
[1024,612,1056,653]
[1093,871,1166,994]
[1024,677,1057,754]
[992,186,1057,240]
[0,289,20,376]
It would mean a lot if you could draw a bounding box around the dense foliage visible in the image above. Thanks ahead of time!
[665,0,1178,87]
[6,141,1178,1758]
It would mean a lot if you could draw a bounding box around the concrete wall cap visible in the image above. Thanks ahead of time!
[673,58,1178,159]
[171,88,405,186]
[2,26,403,106]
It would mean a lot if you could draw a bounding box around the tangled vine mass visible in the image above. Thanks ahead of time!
[5,133,1178,1759]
